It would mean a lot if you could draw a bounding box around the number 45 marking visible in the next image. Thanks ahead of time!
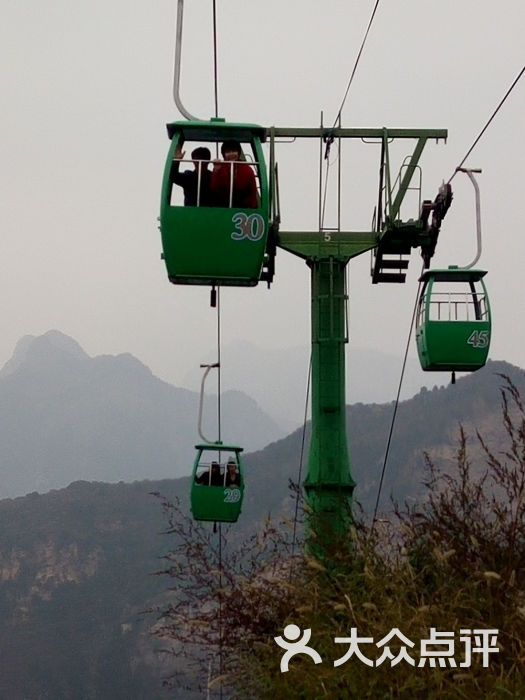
[467,330,489,349]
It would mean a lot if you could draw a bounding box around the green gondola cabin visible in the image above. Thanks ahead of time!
[159,118,276,287]
[416,267,491,372]
[190,443,245,523]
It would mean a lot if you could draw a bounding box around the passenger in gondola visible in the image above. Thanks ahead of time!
[225,458,241,487]
[210,139,258,208]
[195,461,223,486]
[171,145,212,206]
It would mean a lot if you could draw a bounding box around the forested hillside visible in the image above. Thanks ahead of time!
[246,359,525,515]
[0,360,522,698]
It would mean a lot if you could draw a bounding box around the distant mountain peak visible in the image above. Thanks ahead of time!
[0,330,88,377]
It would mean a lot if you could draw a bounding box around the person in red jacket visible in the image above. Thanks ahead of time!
[210,139,258,208]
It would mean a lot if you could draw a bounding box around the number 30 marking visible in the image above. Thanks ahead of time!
[231,213,265,242]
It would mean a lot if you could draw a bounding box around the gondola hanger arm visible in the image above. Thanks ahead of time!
[198,362,220,444]
[456,167,482,269]
[173,0,203,121]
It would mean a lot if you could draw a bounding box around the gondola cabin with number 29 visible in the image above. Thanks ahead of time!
[191,444,245,523]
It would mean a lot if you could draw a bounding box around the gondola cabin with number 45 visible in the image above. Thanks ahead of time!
[191,444,245,523]
[159,119,276,287]
[416,267,491,372]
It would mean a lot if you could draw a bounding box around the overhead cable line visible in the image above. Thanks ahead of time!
[321,1,381,225]
[290,354,312,563]
[212,0,219,118]
[211,6,223,695]
[332,0,381,128]
[320,160,332,230]
[369,267,424,534]
[448,63,525,183]
[369,64,525,530]
[218,520,223,699]
[207,290,224,699]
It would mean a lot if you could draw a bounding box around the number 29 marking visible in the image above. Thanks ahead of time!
[224,488,241,503]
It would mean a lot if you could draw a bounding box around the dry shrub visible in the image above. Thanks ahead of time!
[154,376,525,698]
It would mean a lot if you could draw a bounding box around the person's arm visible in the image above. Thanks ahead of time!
[195,470,210,485]
[171,145,187,186]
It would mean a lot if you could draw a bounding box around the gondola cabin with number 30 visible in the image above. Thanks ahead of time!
[159,119,276,287]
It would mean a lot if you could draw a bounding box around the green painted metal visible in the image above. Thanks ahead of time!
[268,127,447,140]
[277,231,376,260]
[159,119,272,286]
[274,127,449,285]
[303,258,355,548]
[269,126,447,239]
[416,268,491,371]
[272,127,448,549]
[190,443,245,523]
[388,136,427,223]
[158,121,450,537]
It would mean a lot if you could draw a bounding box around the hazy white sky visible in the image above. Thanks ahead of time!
[1,1,524,401]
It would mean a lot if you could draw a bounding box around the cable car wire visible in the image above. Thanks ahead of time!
[216,290,222,443]
[448,63,525,183]
[369,65,524,530]
[369,268,424,533]
[212,0,219,118]
[332,0,381,128]
[291,354,312,561]
[320,160,332,230]
[211,6,224,694]
[218,520,223,698]
[322,0,381,222]
[214,295,223,694]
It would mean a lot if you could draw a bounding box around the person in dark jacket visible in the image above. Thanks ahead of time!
[195,461,223,486]
[171,144,212,206]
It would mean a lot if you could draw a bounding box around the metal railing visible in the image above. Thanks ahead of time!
[170,157,261,208]
[419,291,489,322]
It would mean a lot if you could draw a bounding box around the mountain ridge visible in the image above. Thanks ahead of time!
[0,357,523,697]
[0,331,286,498]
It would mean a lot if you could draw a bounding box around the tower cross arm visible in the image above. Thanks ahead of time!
[277,231,377,260]
[266,127,447,140]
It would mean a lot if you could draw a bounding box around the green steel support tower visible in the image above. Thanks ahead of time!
[306,258,354,547]
[275,127,451,551]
